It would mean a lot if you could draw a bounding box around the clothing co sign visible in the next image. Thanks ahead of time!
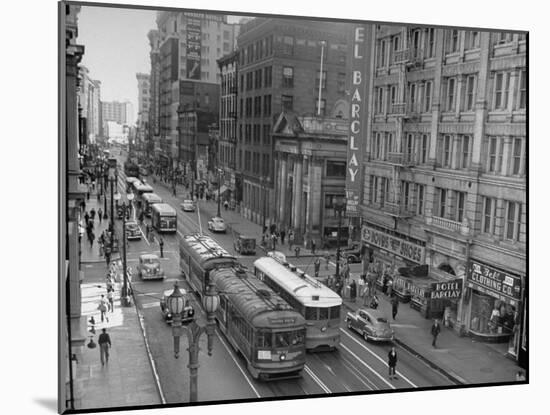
[361,225,425,263]
[467,260,522,303]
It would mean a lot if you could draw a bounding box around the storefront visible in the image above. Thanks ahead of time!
[465,259,523,353]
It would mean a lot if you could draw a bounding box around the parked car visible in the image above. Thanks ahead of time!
[160,289,195,324]
[233,235,256,255]
[208,216,227,233]
[137,254,165,280]
[341,243,363,263]
[345,308,394,342]
[125,220,141,240]
[180,199,195,212]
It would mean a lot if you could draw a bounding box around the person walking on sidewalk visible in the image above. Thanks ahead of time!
[98,295,109,323]
[391,295,399,320]
[388,346,398,380]
[98,208,103,223]
[288,230,294,250]
[314,257,321,278]
[310,239,316,255]
[280,229,286,245]
[431,319,441,348]
[98,328,112,366]
[159,237,164,258]
[84,211,90,226]
[90,208,96,221]
[107,288,114,312]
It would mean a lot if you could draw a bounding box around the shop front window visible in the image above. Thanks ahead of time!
[470,291,516,336]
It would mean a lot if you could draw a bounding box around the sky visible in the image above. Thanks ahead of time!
[77,5,244,124]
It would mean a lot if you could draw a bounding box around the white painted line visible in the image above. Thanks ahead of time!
[338,342,396,389]
[141,302,158,309]
[340,329,418,388]
[304,365,332,394]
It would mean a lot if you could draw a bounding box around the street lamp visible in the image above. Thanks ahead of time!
[114,191,134,307]
[334,196,345,287]
[102,163,108,219]
[168,281,219,403]
[261,176,267,234]
[217,168,224,217]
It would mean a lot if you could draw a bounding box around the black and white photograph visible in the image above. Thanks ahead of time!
[56,0,531,413]
[5,0,539,414]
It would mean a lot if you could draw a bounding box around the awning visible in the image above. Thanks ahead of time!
[219,185,229,194]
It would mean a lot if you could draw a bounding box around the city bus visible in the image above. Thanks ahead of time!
[142,193,163,217]
[178,234,239,297]
[254,256,342,351]
[211,266,306,380]
[126,176,141,193]
[151,203,177,233]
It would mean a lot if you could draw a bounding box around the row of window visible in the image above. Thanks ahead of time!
[241,67,273,91]
[240,35,274,66]
[240,95,272,118]
[368,176,426,216]
[242,150,271,177]
[371,132,429,164]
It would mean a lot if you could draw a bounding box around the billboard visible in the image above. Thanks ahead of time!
[186,17,201,80]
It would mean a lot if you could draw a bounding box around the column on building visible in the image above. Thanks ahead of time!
[279,154,288,228]
[292,155,303,237]
[307,156,323,244]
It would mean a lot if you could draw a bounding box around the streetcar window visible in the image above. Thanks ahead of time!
[319,307,329,320]
[290,329,305,346]
[330,305,341,319]
[256,330,272,348]
[305,306,317,320]
[275,332,290,348]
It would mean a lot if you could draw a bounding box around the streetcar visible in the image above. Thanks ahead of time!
[125,176,141,193]
[142,193,163,217]
[254,256,342,351]
[178,234,239,297]
[151,203,177,233]
[211,266,306,380]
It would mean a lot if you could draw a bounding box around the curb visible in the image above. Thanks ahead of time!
[341,301,466,385]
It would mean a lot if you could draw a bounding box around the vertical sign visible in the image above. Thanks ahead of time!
[345,25,370,216]
[186,17,202,80]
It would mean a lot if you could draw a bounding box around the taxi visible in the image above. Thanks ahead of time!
[125,220,142,240]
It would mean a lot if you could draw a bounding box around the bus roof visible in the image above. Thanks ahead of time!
[126,177,140,183]
[151,203,176,214]
[211,267,305,328]
[135,183,154,192]
[253,257,342,307]
[142,193,162,202]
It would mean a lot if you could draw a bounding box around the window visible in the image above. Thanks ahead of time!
[421,134,429,164]
[337,72,346,94]
[494,72,511,110]
[402,181,411,211]
[255,69,262,89]
[223,30,230,40]
[453,191,466,223]
[263,95,271,117]
[377,39,387,67]
[385,133,394,159]
[375,87,384,114]
[406,134,414,162]
[326,161,346,177]
[372,132,382,159]
[424,81,432,112]
[496,32,513,45]
[409,83,417,111]
[466,31,480,49]
[264,66,272,88]
[316,70,327,90]
[254,97,262,116]
[240,75,244,92]
[391,36,400,63]
[416,184,425,215]
[282,66,294,88]
[282,35,294,54]
[460,135,471,169]
[465,75,476,111]
[439,134,452,167]
[482,197,497,235]
[315,99,326,116]
[518,70,527,110]
[370,176,379,204]
[282,95,293,111]
[390,85,398,110]
[446,30,460,53]
[505,201,522,241]
[425,28,435,58]
[445,78,456,111]
[487,137,503,173]
[263,124,271,145]
[435,187,447,218]
[512,138,524,175]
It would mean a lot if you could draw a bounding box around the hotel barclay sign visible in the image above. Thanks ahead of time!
[361,225,425,263]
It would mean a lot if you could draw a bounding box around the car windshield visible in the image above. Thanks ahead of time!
[184,200,193,204]
[143,258,159,265]
[214,218,224,223]
[376,317,388,323]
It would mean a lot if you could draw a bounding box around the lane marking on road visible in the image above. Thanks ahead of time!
[141,302,158,309]
[304,365,332,394]
[340,329,418,388]
[136,292,159,297]
[338,342,396,389]
[138,225,150,246]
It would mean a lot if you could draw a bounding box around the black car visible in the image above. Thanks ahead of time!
[341,243,363,263]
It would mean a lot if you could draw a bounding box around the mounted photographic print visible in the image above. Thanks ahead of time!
[59,0,528,413]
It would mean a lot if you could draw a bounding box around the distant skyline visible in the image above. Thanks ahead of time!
[78,5,246,125]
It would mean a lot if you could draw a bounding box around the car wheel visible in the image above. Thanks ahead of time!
[363,331,369,342]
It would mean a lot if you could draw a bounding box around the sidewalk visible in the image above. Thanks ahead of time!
[74,187,164,410]
[340,281,520,384]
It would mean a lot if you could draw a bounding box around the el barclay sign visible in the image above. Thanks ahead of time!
[430,280,463,300]
[345,26,370,217]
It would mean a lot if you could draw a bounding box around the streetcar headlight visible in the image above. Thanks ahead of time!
[321,326,327,332]
[280,354,286,361]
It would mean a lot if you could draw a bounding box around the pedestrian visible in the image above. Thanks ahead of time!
[288,231,294,251]
[311,239,316,255]
[358,276,365,302]
[145,224,150,239]
[172,185,177,197]
[104,246,111,267]
[98,328,112,366]
[159,237,164,258]
[84,211,90,226]
[90,231,95,248]
[271,233,277,251]
[431,319,441,348]
[280,229,286,245]
[388,346,398,380]
[350,279,357,301]
[224,200,229,211]
[98,208,103,223]
[294,246,300,258]
[98,294,109,323]
[391,295,399,320]
[387,277,393,297]
[370,294,379,309]
[87,190,90,200]
[90,208,96,221]
[314,257,321,278]
[107,288,114,312]
[97,192,101,202]
[139,211,144,226]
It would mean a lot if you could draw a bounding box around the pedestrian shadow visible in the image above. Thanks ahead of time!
[33,397,57,412]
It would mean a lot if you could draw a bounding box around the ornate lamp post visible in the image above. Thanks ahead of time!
[114,191,134,307]
[334,196,345,285]
[217,168,224,217]
[168,282,219,403]
[102,162,108,219]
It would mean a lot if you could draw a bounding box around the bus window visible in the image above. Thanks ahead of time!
[319,307,329,320]
[256,330,272,348]
[305,307,317,320]
[330,305,341,320]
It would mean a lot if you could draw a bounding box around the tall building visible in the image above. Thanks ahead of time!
[78,66,101,144]
[236,17,350,230]
[136,73,150,153]
[353,25,526,366]
[101,100,134,125]
[147,29,161,155]
[154,11,240,172]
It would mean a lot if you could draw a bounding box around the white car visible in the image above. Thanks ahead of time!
[180,199,195,212]
[207,216,227,233]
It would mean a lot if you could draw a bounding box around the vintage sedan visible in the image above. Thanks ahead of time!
[180,199,195,212]
[125,220,142,240]
[207,216,227,233]
[160,289,195,324]
[137,254,165,280]
[345,308,394,342]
